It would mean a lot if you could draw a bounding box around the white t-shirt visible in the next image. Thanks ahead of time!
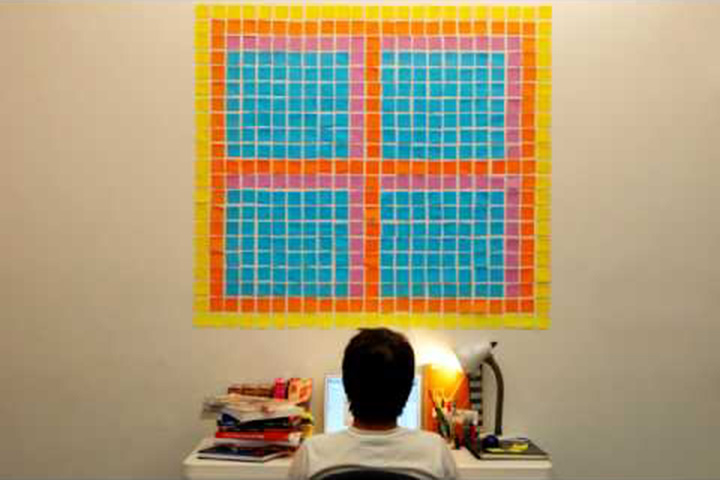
[288,426,458,480]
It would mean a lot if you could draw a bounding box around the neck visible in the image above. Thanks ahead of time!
[352,419,398,431]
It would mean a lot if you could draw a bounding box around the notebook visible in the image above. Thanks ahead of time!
[466,437,550,461]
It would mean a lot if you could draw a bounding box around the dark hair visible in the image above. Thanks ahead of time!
[342,328,415,424]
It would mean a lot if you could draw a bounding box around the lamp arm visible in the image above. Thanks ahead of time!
[485,356,504,437]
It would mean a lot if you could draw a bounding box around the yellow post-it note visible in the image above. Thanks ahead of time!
[397,6,410,19]
[289,6,303,19]
[258,5,271,19]
[411,6,426,19]
[508,6,521,19]
[306,5,320,19]
[195,5,209,19]
[227,6,241,19]
[321,5,337,19]
[539,6,552,19]
[336,5,351,19]
[274,6,289,19]
[427,6,441,19]
[474,6,488,19]
[211,5,226,18]
[491,6,505,20]
[442,6,458,20]
[381,6,397,19]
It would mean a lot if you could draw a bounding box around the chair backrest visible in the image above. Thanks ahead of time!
[313,468,429,480]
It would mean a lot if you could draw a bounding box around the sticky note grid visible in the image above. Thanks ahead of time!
[194,5,552,329]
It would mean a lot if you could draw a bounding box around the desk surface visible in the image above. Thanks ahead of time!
[183,438,552,480]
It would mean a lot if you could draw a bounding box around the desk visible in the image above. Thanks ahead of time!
[183,438,552,480]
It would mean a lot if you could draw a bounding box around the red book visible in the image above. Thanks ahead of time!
[215,430,302,445]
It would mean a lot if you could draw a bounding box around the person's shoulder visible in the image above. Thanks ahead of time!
[301,430,354,450]
[397,428,450,448]
[402,430,457,476]
[402,428,446,441]
[302,431,344,444]
[305,428,448,451]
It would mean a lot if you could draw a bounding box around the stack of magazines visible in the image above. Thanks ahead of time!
[199,378,313,463]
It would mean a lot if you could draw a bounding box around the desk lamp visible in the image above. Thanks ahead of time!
[455,341,504,437]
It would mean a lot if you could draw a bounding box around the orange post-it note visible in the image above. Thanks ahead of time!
[421,364,469,433]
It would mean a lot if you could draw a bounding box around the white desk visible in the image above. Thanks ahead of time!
[183,438,552,480]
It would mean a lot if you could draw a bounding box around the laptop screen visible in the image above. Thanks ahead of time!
[323,374,422,433]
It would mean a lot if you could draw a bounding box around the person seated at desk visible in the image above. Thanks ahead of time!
[289,328,458,480]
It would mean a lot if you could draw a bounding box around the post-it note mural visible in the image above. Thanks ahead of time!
[194,5,552,329]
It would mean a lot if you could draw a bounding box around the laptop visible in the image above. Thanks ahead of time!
[323,374,422,433]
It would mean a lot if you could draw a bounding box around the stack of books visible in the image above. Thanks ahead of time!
[199,378,313,463]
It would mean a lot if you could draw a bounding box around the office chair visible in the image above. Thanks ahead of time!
[313,468,434,480]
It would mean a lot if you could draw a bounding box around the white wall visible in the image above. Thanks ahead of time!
[1,2,719,478]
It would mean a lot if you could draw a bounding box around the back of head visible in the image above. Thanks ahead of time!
[342,328,415,424]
